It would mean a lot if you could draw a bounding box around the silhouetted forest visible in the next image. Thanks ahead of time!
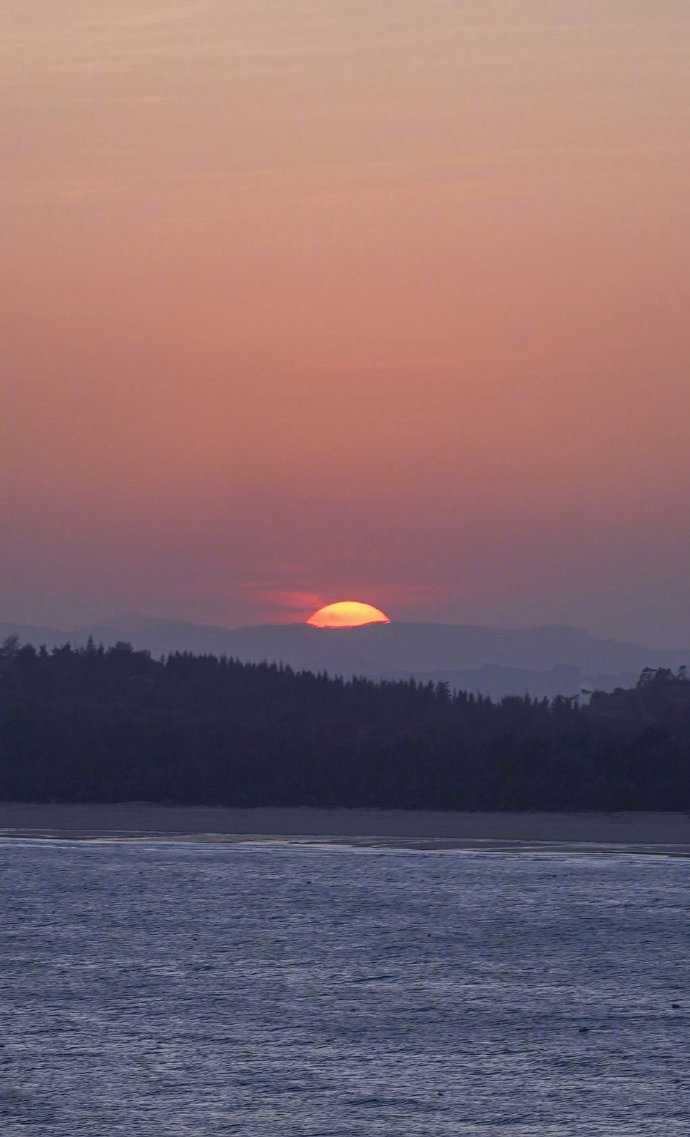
[1,637,689,810]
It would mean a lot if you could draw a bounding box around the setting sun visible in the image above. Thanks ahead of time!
[307,601,391,628]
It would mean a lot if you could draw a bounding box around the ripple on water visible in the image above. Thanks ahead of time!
[0,840,688,1136]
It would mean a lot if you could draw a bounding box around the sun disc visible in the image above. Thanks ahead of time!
[307,601,391,628]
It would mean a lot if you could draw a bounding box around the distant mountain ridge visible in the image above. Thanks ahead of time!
[3,615,688,700]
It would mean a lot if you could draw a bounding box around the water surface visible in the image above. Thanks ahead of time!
[1,840,688,1135]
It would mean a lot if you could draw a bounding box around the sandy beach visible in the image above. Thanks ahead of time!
[1,802,689,854]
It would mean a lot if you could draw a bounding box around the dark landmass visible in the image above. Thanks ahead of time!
[1,637,689,810]
[3,616,688,699]
[2,803,689,855]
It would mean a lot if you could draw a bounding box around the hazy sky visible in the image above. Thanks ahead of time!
[3,1,690,644]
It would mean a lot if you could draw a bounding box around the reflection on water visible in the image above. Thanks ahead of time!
[1,839,688,1135]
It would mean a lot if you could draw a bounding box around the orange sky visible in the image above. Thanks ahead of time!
[2,2,690,643]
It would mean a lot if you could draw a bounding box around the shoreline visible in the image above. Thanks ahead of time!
[1,803,690,854]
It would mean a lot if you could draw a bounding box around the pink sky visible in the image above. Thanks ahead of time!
[2,2,690,644]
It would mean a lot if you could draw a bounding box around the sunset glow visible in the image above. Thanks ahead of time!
[2,3,689,644]
[307,602,391,629]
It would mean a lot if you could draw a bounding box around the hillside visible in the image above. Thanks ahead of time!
[1,637,689,811]
[2,616,688,699]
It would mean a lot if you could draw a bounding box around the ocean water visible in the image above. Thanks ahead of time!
[0,839,688,1136]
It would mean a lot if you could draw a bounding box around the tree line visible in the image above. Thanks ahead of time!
[1,637,689,810]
